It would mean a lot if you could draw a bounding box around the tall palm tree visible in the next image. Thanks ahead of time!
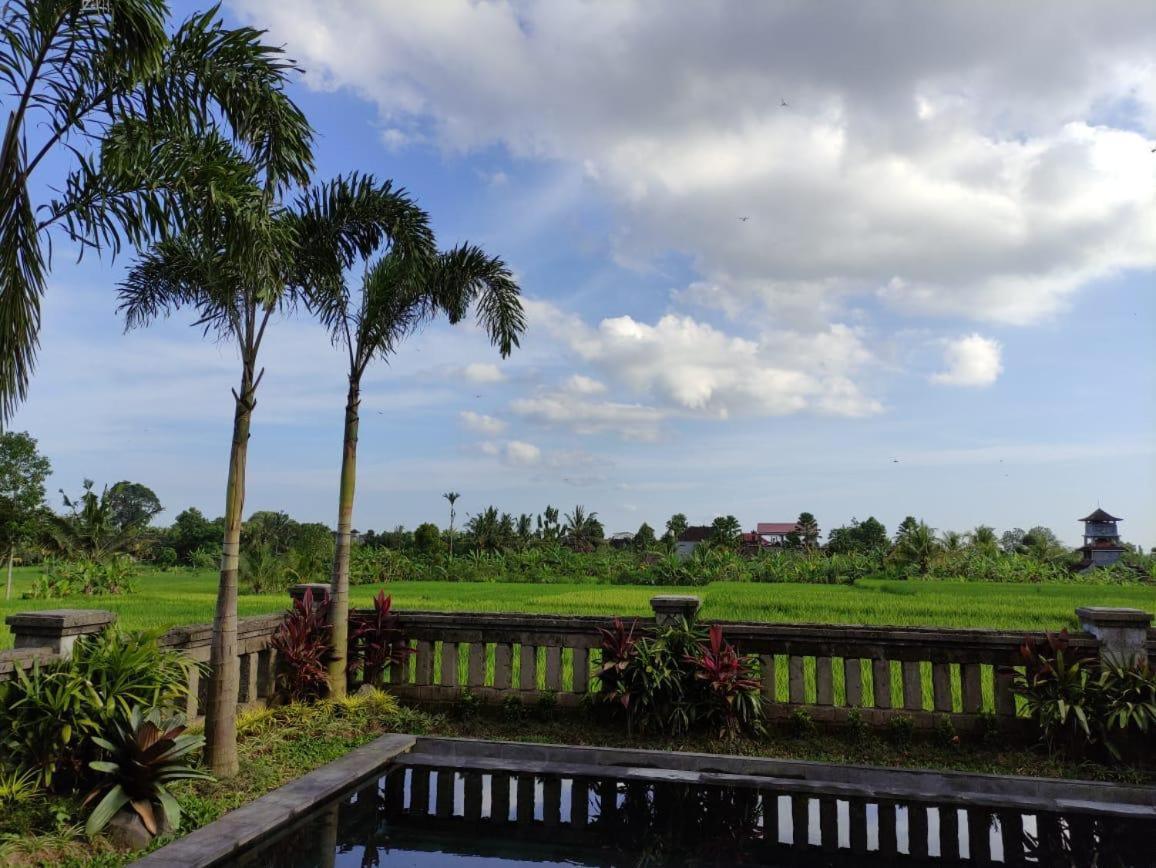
[443,491,460,558]
[307,243,524,696]
[0,1,312,421]
[891,521,941,575]
[563,505,602,552]
[119,174,424,775]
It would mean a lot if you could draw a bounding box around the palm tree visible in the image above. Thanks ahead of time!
[118,174,418,776]
[940,530,965,552]
[443,492,460,558]
[796,512,821,550]
[307,242,524,696]
[0,2,312,421]
[891,521,941,575]
[969,525,998,550]
[563,505,603,552]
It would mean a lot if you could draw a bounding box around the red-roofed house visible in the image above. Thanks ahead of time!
[756,522,800,547]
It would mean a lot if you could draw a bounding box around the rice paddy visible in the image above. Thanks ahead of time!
[1,566,1151,649]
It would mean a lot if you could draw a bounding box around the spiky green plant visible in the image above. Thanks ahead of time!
[84,706,212,838]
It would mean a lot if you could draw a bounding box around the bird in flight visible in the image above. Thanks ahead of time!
[738,216,750,222]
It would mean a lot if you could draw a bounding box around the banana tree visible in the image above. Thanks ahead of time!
[307,243,525,697]
[118,173,430,776]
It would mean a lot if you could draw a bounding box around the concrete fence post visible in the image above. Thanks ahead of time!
[1075,607,1152,667]
[650,595,701,627]
[289,583,331,612]
[5,609,116,656]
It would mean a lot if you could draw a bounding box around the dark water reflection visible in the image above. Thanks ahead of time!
[235,764,1155,867]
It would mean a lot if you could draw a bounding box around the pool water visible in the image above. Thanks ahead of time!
[235,760,1155,867]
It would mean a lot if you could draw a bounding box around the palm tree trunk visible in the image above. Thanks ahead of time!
[5,546,13,601]
[203,364,255,778]
[327,377,359,697]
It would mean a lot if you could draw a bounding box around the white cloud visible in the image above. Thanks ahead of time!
[235,1,1156,325]
[564,374,607,395]
[504,440,542,465]
[479,439,542,466]
[459,410,506,434]
[555,309,881,418]
[511,394,666,441]
[462,362,505,383]
[931,334,1004,387]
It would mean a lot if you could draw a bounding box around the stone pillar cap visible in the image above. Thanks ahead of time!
[650,595,702,604]
[1075,607,1152,627]
[6,609,116,631]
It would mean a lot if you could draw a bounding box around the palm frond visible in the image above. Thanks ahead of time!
[432,244,525,357]
[0,125,45,420]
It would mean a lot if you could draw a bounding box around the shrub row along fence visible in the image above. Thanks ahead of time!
[2,587,1152,735]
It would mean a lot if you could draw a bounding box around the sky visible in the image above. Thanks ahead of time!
[10,1,1156,547]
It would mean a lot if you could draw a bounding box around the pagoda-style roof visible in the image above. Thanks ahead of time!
[1079,508,1121,523]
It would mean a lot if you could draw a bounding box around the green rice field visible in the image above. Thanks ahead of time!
[2,566,1152,649]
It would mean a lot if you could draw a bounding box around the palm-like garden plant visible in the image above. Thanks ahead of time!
[0,0,313,421]
[118,174,430,774]
[307,244,524,696]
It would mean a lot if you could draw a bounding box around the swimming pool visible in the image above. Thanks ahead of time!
[224,739,1156,867]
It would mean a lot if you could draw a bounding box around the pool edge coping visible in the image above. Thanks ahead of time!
[130,732,415,868]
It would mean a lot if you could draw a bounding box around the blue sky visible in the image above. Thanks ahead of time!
[10,1,1156,547]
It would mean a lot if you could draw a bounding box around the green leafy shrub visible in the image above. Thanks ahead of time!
[452,688,481,721]
[886,714,915,749]
[189,544,221,571]
[0,629,194,791]
[0,767,41,807]
[789,708,816,738]
[501,695,526,722]
[535,690,558,722]
[84,706,212,838]
[25,557,137,598]
[596,617,762,737]
[844,708,868,744]
[933,715,958,749]
[1015,631,1156,763]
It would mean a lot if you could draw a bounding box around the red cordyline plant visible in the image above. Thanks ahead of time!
[688,625,763,738]
[349,591,412,689]
[270,588,332,702]
[596,617,639,709]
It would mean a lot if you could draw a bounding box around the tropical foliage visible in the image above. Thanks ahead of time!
[1014,631,1156,762]
[269,588,332,703]
[0,628,195,790]
[596,616,762,738]
[84,706,211,837]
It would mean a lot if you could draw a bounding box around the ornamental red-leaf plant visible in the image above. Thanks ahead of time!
[596,617,640,709]
[349,590,413,689]
[690,624,763,738]
[270,588,332,702]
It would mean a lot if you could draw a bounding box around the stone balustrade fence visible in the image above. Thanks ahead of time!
[3,588,1151,735]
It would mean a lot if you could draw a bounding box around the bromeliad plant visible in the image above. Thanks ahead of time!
[84,706,213,838]
[270,588,332,702]
[348,590,412,689]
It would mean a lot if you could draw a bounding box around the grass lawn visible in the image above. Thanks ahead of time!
[2,565,1153,648]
